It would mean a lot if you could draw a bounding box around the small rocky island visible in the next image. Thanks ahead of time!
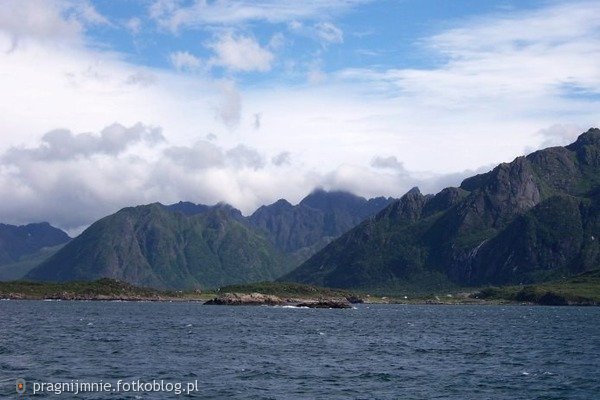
[204,292,354,308]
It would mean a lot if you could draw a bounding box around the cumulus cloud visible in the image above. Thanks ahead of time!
[207,33,274,72]
[0,121,497,233]
[0,123,164,231]
[163,141,265,171]
[537,124,585,148]
[169,51,202,71]
[3,123,164,162]
[370,155,406,172]
[0,0,107,50]
[226,145,265,170]
[0,123,270,230]
[323,162,493,200]
[163,141,225,170]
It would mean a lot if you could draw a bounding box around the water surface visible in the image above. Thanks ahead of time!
[1,301,599,399]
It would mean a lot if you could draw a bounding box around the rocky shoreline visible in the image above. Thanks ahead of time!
[204,292,354,308]
[0,292,195,302]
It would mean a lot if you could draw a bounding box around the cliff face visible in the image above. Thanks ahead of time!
[282,128,600,290]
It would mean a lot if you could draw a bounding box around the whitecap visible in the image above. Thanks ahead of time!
[274,305,308,309]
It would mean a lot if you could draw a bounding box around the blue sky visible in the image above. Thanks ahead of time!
[86,1,548,79]
[0,0,598,232]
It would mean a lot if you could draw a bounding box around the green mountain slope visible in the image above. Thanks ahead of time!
[0,222,70,265]
[26,204,288,289]
[248,190,394,263]
[282,128,600,291]
[0,244,65,281]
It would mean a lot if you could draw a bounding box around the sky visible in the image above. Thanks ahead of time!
[0,0,598,234]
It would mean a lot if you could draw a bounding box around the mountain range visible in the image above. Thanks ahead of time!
[6,128,600,292]
[24,190,394,289]
[282,128,600,292]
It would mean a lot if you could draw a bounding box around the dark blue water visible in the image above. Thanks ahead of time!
[1,301,599,399]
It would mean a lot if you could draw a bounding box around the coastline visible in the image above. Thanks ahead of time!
[1,278,598,306]
[1,292,595,307]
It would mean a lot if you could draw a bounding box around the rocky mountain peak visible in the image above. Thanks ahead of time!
[404,186,422,197]
[567,127,600,149]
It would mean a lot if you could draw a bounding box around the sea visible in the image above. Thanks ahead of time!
[1,301,599,399]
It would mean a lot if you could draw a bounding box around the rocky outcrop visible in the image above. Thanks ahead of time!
[295,299,352,309]
[204,292,285,306]
[203,292,353,308]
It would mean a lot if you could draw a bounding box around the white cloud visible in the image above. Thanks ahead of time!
[537,124,585,148]
[0,121,487,231]
[306,60,327,84]
[288,20,343,45]
[338,1,600,111]
[163,140,225,170]
[3,123,164,162]
[71,2,109,26]
[125,71,157,87]
[125,17,142,35]
[169,51,202,71]
[215,80,242,128]
[150,0,369,32]
[207,33,274,72]
[253,113,262,129]
[0,0,107,49]
[314,22,343,44]
[370,155,407,172]
[271,151,291,166]
[268,32,285,50]
[0,123,274,229]
[226,145,265,169]
[1,0,599,233]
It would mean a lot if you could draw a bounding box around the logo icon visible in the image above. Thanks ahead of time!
[16,378,26,394]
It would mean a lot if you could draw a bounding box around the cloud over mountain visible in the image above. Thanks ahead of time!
[0,0,598,235]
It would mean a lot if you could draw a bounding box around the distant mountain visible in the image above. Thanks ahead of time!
[27,204,288,289]
[164,201,245,221]
[248,189,394,262]
[0,244,65,281]
[24,191,394,289]
[282,128,600,292]
[0,222,70,265]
